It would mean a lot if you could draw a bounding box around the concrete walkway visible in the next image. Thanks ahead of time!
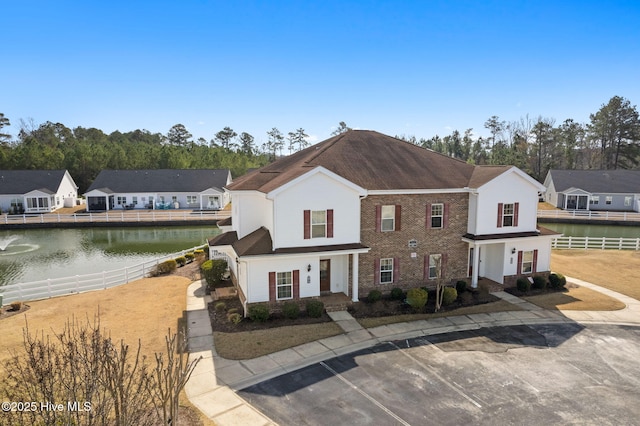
[184,276,640,426]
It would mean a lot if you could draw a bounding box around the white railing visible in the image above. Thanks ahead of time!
[1,210,230,225]
[0,245,207,306]
[538,209,640,222]
[552,236,640,250]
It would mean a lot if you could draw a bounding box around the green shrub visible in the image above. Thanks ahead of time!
[532,275,547,290]
[390,287,404,300]
[549,273,567,289]
[201,259,228,289]
[227,312,242,324]
[175,256,187,267]
[442,287,458,306]
[185,252,195,262]
[517,278,531,293]
[248,304,270,322]
[194,249,205,257]
[227,308,239,315]
[306,300,324,318]
[214,301,227,312]
[156,259,177,275]
[456,280,467,294]
[282,302,300,319]
[367,289,382,303]
[406,288,428,311]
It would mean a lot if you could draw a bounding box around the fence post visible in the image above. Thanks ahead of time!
[619,237,623,250]
[584,236,588,250]
[601,237,605,249]
[636,238,640,251]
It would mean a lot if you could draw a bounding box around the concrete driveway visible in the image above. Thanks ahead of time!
[239,323,640,425]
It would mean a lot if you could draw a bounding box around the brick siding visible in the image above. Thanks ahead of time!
[359,193,469,295]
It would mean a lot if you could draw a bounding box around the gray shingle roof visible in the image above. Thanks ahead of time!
[549,169,640,193]
[228,130,509,192]
[0,170,70,195]
[85,169,231,193]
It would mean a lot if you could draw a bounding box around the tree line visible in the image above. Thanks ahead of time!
[1,96,638,192]
[396,96,640,181]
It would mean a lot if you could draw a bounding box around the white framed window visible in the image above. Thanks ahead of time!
[431,203,444,228]
[624,196,632,207]
[429,254,442,279]
[606,196,612,205]
[276,271,293,300]
[381,205,395,231]
[172,196,178,203]
[187,195,197,204]
[380,258,393,284]
[590,196,599,205]
[522,251,534,273]
[502,203,514,227]
[132,196,138,205]
[311,210,327,238]
[117,196,127,205]
[159,196,165,203]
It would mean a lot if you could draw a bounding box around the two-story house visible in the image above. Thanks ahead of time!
[210,130,557,314]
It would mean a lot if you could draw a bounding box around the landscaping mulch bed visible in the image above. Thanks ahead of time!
[504,282,575,298]
[0,304,30,321]
[208,295,333,333]
[349,289,500,318]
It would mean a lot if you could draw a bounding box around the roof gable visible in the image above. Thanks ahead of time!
[548,169,640,193]
[474,166,545,192]
[0,170,69,195]
[266,166,367,198]
[228,130,476,192]
[85,169,231,194]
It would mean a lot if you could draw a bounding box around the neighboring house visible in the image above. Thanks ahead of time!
[544,169,640,212]
[0,170,79,214]
[210,130,557,314]
[84,169,231,212]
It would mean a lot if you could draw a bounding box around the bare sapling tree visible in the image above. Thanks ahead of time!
[148,328,202,425]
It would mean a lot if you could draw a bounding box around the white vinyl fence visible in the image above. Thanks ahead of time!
[0,245,208,306]
[552,236,640,250]
[2,210,230,225]
[539,210,640,222]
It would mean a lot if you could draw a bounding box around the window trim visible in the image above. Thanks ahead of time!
[502,203,514,227]
[187,195,198,204]
[521,250,534,274]
[428,254,442,280]
[605,196,613,205]
[590,195,599,205]
[276,271,293,300]
[379,258,394,284]
[311,210,327,238]
[431,203,444,229]
[381,205,395,232]
[624,196,632,207]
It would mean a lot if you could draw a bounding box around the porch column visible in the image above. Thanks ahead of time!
[351,253,359,302]
[471,244,480,288]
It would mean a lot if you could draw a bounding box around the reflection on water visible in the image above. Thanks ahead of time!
[543,223,640,238]
[0,226,220,286]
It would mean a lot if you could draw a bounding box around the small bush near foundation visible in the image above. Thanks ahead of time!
[156,259,177,275]
[227,312,242,324]
[367,289,382,303]
[282,302,300,319]
[214,302,227,312]
[194,249,205,257]
[10,301,22,311]
[175,256,187,267]
[456,280,468,294]
[227,308,239,315]
[201,259,228,290]
[390,287,404,300]
[306,300,324,318]
[442,287,458,306]
[185,252,195,262]
[549,273,567,289]
[517,278,531,293]
[248,304,270,322]
[532,276,547,290]
[406,288,428,311]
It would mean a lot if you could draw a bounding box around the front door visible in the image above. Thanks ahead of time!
[320,259,331,292]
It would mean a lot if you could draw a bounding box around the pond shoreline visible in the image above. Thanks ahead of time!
[0,219,220,230]
[538,218,640,227]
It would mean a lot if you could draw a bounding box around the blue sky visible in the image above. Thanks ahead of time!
[3,0,640,146]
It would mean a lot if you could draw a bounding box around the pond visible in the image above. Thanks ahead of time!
[542,223,640,239]
[0,226,220,286]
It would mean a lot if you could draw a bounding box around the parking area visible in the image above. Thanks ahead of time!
[239,324,640,425]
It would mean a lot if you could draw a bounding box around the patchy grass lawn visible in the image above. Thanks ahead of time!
[551,249,640,301]
[0,276,214,426]
[523,284,626,311]
[214,322,343,360]
[538,202,560,210]
[357,300,522,329]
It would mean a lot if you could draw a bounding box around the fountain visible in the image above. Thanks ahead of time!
[0,235,19,251]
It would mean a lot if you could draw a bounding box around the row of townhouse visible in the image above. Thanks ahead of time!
[210,130,559,314]
[0,169,231,214]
